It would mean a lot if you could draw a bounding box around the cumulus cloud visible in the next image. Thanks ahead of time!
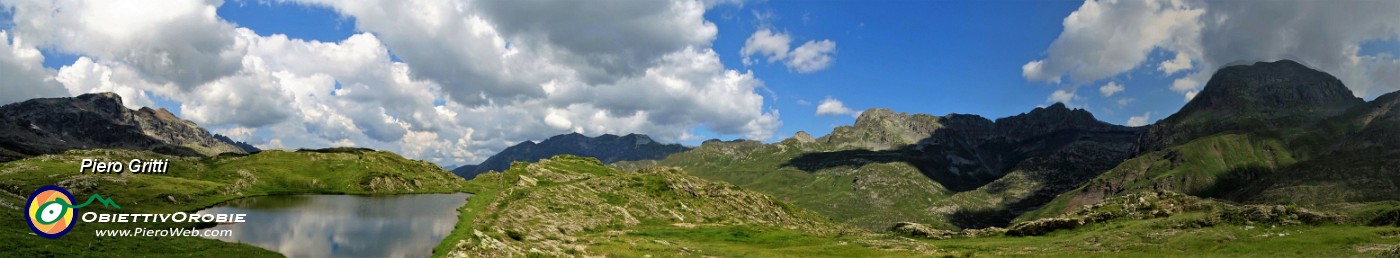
[1126,112,1153,126]
[55,57,162,109]
[1022,0,1203,84]
[787,39,836,73]
[741,28,791,65]
[1029,0,1400,100]
[4,0,244,89]
[1047,89,1080,105]
[1159,52,1193,75]
[740,28,837,73]
[1099,81,1125,97]
[0,0,782,166]
[0,31,67,105]
[471,0,718,83]
[815,96,859,117]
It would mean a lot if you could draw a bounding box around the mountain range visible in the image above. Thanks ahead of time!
[609,59,1400,231]
[451,132,688,179]
[1026,60,1400,220]
[615,98,1142,229]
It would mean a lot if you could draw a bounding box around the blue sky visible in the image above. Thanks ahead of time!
[5,0,1400,166]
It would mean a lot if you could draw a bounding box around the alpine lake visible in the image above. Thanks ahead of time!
[196,193,471,258]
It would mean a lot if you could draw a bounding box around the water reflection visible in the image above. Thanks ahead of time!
[198,194,470,258]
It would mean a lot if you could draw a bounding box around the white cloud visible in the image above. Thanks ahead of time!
[1159,52,1194,75]
[1117,97,1135,107]
[1126,112,1153,126]
[1029,0,1400,100]
[0,31,67,105]
[1021,60,1055,84]
[739,28,837,73]
[1022,0,1203,84]
[741,28,791,65]
[55,57,161,109]
[815,96,859,117]
[0,0,780,166]
[787,39,836,73]
[1047,89,1080,104]
[1169,75,1201,93]
[3,0,244,89]
[1099,81,1125,97]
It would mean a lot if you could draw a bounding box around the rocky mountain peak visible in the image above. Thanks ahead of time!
[1137,60,1366,152]
[620,133,655,145]
[75,92,124,105]
[453,132,690,179]
[550,132,588,141]
[994,103,1111,138]
[852,108,898,127]
[819,108,943,150]
[0,92,246,161]
[791,131,815,143]
[139,107,185,125]
[1183,59,1361,114]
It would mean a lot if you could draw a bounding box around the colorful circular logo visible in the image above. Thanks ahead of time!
[26,185,76,239]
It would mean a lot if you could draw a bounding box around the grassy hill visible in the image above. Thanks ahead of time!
[0,148,465,257]
[439,155,939,257]
[615,139,960,231]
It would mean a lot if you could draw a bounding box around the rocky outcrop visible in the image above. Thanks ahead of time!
[890,221,1005,239]
[817,108,948,150]
[791,130,815,143]
[0,93,246,161]
[452,133,689,179]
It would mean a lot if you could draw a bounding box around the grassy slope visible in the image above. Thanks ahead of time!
[438,155,940,257]
[0,148,465,257]
[1022,134,1296,222]
[443,155,1400,257]
[623,139,957,231]
[933,219,1400,257]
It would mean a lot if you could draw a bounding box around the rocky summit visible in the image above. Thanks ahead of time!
[1137,60,1365,153]
[0,93,246,162]
[452,132,689,179]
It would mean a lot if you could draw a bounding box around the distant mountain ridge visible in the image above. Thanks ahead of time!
[625,101,1141,230]
[621,60,1400,230]
[806,103,1139,192]
[212,134,262,153]
[0,92,246,162]
[452,132,689,179]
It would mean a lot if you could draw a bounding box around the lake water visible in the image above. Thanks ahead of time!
[197,193,471,258]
